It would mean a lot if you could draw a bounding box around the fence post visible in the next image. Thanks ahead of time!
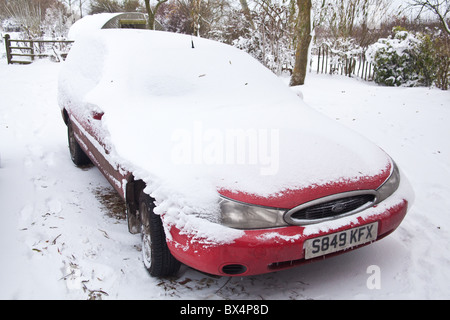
[346,58,351,76]
[30,40,35,62]
[364,61,369,81]
[358,54,362,78]
[350,58,356,77]
[317,47,321,74]
[4,34,12,64]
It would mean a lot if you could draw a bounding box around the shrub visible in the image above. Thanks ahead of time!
[433,34,450,90]
[366,28,421,87]
[367,27,449,90]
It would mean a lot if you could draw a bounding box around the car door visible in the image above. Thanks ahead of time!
[69,103,130,200]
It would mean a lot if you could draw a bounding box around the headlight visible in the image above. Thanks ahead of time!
[219,196,288,230]
[375,161,401,203]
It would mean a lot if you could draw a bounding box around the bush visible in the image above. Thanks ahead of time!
[433,34,450,90]
[367,28,421,87]
[367,27,449,90]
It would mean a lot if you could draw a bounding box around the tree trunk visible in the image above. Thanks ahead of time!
[239,0,255,30]
[144,0,167,30]
[290,0,312,86]
[192,0,202,37]
[144,0,153,29]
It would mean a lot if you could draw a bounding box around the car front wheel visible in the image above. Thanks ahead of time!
[139,191,181,277]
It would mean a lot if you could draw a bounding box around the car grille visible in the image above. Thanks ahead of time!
[287,194,376,222]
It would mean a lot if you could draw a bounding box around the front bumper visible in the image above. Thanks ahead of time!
[167,199,408,276]
[165,173,413,276]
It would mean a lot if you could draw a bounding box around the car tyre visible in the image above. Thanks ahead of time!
[67,118,91,166]
[139,191,181,277]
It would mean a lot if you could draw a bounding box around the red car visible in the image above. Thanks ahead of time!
[59,28,412,277]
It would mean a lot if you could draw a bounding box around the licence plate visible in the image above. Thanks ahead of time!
[304,222,378,260]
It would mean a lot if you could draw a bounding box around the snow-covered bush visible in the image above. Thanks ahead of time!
[42,4,73,39]
[366,28,422,87]
[233,31,294,76]
[230,3,295,75]
[1,19,22,32]
[367,27,449,89]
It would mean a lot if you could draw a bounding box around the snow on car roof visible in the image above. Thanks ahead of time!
[58,29,391,242]
[68,13,120,40]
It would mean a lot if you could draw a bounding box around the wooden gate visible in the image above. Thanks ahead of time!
[3,34,73,65]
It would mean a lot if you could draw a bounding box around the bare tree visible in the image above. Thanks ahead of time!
[78,0,88,17]
[315,0,391,43]
[60,0,74,13]
[89,0,122,13]
[239,0,255,30]
[122,0,143,11]
[61,0,87,17]
[408,0,450,34]
[2,0,42,37]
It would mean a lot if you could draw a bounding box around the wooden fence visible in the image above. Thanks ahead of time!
[3,34,73,65]
[312,44,374,81]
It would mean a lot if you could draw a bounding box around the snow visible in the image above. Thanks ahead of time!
[67,13,120,41]
[1,55,450,299]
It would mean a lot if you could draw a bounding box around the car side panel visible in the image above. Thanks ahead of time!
[68,111,130,200]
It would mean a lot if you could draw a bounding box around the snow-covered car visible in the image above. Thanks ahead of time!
[58,29,412,277]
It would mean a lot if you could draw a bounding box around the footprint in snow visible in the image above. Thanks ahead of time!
[46,198,62,215]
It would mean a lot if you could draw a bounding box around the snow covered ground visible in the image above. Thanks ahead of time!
[0,58,449,300]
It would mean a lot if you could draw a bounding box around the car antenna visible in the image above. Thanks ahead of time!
[191,35,195,49]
